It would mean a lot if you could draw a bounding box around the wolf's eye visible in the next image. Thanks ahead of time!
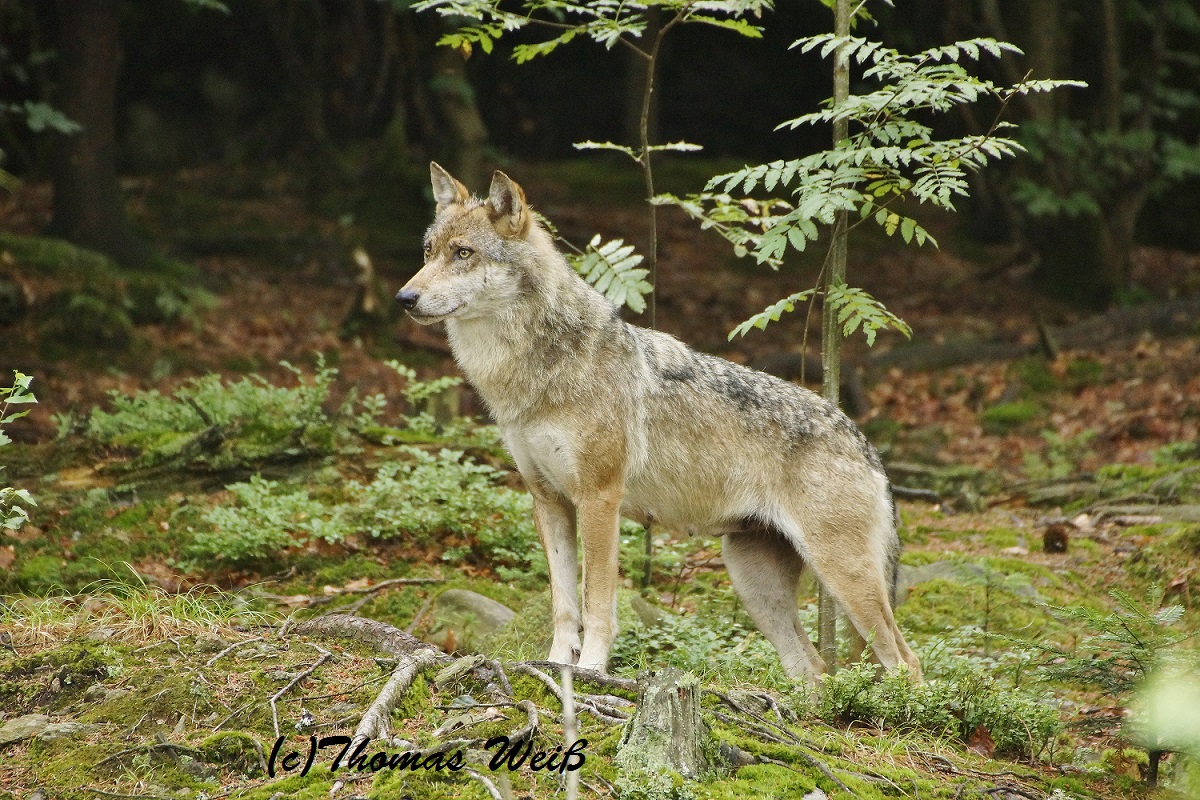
[456,247,473,260]
[422,242,432,256]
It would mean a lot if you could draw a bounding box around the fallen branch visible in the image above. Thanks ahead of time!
[269,643,333,738]
[511,664,628,724]
[758,754,853,795]
[892,486,943,503]
[95,741,201,768]
[869,295,1200,374]
[563,667,579,800]
[514,660,637,692]
[509,699,540,744]
[463,767,506,800]
[204,636,264,667]
[1092,504,1200,523]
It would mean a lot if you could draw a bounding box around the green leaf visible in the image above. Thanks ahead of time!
[728,290,816,339]
[513,30,579,63]
[567,236,651,313]
[689,15,763,39]
[19,102,81,135]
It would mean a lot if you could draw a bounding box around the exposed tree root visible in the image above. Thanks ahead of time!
[355,646,444,742]
[292,613,452,662]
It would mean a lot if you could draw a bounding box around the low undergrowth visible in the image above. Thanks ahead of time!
[3,363,1200,799]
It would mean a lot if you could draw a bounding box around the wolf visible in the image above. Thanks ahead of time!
[396,163,922,682]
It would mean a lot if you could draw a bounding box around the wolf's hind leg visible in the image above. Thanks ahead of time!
[532,488,581,665]
[776,508,922,680]
[723,528,825,682]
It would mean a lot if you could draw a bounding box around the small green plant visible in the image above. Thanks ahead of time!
[980,399,1040,433]
[1022,429,1097,480]
[610,608,788,686]
[74,357,340,469]
[660,30,1082,342]
[1,371,37,530]
[816,659,1061,759]
[1030,590,1195,784]
[190,447,543,579]
[386,359,463,412]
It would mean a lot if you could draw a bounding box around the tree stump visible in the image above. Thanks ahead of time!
[616,668,710,792]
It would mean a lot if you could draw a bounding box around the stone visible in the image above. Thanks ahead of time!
[38,722,101,742]
[0,714,50,746]
[425,589,515,653]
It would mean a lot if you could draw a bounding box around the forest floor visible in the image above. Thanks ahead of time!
[1,160,1199,800]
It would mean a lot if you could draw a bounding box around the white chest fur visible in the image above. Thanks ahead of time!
[503,422,584,500]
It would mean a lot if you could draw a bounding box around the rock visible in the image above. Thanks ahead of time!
[85,627,118,642]
[97,688,132,708]
[38,722,101,742]
[0,714,50,746]
[425,589,515,653]
[629,594,672,629]
[84,683,109,702]
[192,635,231,654]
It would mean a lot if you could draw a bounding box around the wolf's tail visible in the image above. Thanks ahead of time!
[887,490,901,610]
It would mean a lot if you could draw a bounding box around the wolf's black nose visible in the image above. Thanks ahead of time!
[396,288,420,309]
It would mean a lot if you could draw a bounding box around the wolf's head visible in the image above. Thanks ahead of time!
[396,163,538,325]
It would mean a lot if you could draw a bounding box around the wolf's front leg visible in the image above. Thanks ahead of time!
[532,489,581,664]
[576,487,623,673]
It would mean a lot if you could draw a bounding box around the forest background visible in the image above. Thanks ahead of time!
[1,1,1200,799]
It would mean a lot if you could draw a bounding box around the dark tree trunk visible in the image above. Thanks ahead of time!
[430,44,488,189]
[48,0,150,269]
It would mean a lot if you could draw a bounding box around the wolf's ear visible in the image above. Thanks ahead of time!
[430,162,470,213]
[487,170,531,238]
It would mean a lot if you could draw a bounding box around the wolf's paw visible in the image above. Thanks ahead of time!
[547,641,581,665]
[575,644,610,674]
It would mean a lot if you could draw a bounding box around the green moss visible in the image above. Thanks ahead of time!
[199,732,266,777]
[982,528,1023,550]
[1126,524,1200,589]
[16,554,64,592]
[0,642,116,712]
[896,576,1044,637]
[981,400,1041,433]
[899,548,945,566]
[1013,357,1059,394]
[394,673,436,723]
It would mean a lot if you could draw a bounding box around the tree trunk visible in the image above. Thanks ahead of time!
[621,10,661,148]
[431,45,488,190]
[48,0,150,269]
[817,0,852,675]
[615,668,709,784]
